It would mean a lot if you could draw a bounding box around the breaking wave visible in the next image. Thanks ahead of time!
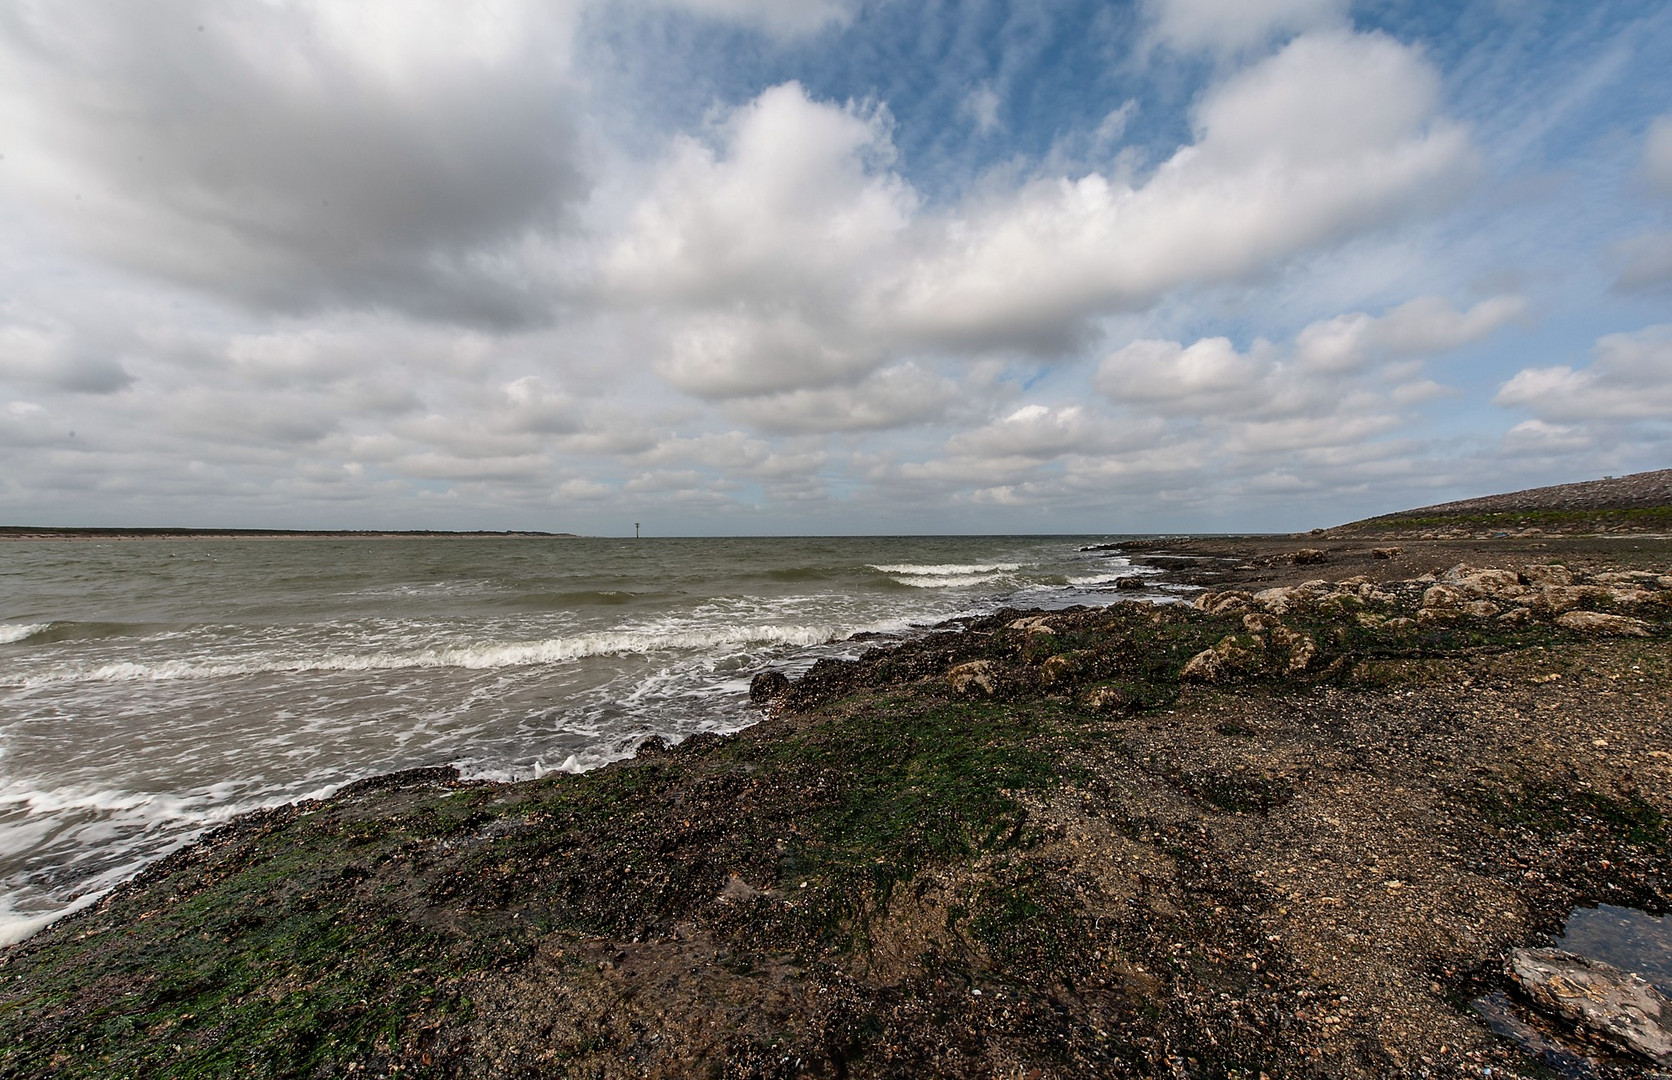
[868,562,1021,576]
[0,624,48,645]
[11,624,837,689]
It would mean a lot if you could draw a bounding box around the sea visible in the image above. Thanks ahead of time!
[0,534,1185,944]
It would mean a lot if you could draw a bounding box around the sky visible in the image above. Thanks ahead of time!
[0,0,1669,536]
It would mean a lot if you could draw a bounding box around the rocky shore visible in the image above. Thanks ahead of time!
[2,534,1671,1078]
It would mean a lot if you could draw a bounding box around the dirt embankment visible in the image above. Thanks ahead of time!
[1322,468,1672,539]
[2,536,1671,1079]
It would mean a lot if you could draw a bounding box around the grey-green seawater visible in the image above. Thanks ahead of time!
[0,534,1170,941]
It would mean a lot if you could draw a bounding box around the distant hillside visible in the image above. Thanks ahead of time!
[1327,468,1672,537]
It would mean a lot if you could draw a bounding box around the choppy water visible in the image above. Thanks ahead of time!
[0,534,1174,943]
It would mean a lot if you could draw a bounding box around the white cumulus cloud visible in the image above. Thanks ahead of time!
[1495,324,1672,422]
[880,32,1477,350]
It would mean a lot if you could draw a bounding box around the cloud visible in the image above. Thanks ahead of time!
[1609,116,1672,291]
[944,404,1146,461]
[641,0,856,37]
[0,322,133,394]
[722,363,960,434]
[656,312,883,399]
[1613,232,1672,292]
[1092,101,1140,150]
[880,32,1477,350]
[606,83,913,308]
[606,82,916,397]
[1642,114,1672,196]
[1292,294,1530,372]
[1495,324,1672,422]
[1144,0,1348,58]
[1098,336,1273,414]
[0,4,1644,533]
[1501,419,1594,454]
[0,399,71,448]
[0,0,589,324]
[500,376,583,436]
[609,30,1475,407]
[1098,294,1521,415]
[964,84,1002,134]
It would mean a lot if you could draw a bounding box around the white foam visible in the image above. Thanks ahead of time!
[0,891,105,947]
[0,623,48,645]
[889,573,1012,588]
[10,623,838,689]
[869,562,1021,576]
[0,782,253,821]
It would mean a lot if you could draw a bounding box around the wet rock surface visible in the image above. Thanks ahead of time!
[1506,949,1672,1067]
[748,669,791,704]
[2,534,1671,1078]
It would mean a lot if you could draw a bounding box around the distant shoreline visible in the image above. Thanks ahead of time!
[0,527,580,541]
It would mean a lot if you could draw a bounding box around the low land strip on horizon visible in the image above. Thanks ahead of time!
[0,526,579,541]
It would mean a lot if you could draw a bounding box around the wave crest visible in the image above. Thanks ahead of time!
[0,623,48,645]
[868,562,1020,576]
[12,624,836,688]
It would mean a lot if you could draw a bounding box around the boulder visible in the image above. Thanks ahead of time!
[1291,548,1328,565]
[1417,607,1460,625]
[635,735,672,759]
[1180,635,1260,683]
[1555,611,1652,637]
[1270,627,1316,673]
[1422,584,1466,609]
[1243,611,1281,633]
[947,660,997,696]
[1535,584,1612,615]
[1038,652,1082,688]
[1113,575,1146,590]
[1007,616,1056,635]
[1253,586,1299,615]
[1081,685,1133,713]
[1522,563,1574,587]
[749,670,791,705]
[1193,589,1253,615]
[1318,592,1364,615]
[1497,607,1535,626]
[1593,571,1660,585]
[1450,568,1525,600]
[1370,547,1403,559]
[1462,600,1502,619]
[1507,948,1672,1067]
